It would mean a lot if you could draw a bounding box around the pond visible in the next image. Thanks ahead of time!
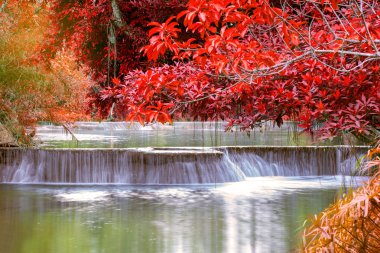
[0,176,366,253]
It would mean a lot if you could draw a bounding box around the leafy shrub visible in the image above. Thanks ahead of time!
[302,143,380,252]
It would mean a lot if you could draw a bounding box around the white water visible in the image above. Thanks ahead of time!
[0,146,366,184]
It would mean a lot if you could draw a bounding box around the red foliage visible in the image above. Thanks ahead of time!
[42,0,186,80]
[41,0,187,118]
[101,0,380,140]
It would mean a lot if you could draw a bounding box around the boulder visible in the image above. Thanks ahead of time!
[0,124,18,147]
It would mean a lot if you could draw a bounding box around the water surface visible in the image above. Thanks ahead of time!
[4,121,364,253]
[0,176,366,253]
[36,121,344,148]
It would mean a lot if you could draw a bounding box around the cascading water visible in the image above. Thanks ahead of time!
[223,146,366,177]
[0,146,367,184]
[0,148,243,184]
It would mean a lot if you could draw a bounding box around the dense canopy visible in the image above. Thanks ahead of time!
[0,0,379,142]
[98,0,380,140]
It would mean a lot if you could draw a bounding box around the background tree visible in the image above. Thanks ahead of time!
[0,0,91,144]
[42,0,187,118]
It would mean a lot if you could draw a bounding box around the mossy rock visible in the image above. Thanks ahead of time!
[0,124,18,147]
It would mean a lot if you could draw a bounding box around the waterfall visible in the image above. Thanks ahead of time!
[0,146,367,184]
[222,146,366,177]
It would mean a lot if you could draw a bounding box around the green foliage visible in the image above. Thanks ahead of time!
[0,9,49,143]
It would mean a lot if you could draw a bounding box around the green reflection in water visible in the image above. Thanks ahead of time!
[0,177,361,253]
[39,130,316,149]
[36,122,348,149]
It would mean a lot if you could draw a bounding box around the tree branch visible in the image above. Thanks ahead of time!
[314,49,380,57]
[353,0,379,54]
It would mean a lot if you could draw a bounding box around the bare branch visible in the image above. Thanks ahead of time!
[353,0,379,53]
[314,49,380,57]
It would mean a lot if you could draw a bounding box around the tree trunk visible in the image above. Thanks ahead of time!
[111,0,131,37]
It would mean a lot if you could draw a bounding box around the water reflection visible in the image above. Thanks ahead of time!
[0,177,366,253]
[35,121,343,148]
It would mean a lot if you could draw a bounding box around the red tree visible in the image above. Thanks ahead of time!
[40,0,187,118]
[101,0,380,141]
[43,0,186,77]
